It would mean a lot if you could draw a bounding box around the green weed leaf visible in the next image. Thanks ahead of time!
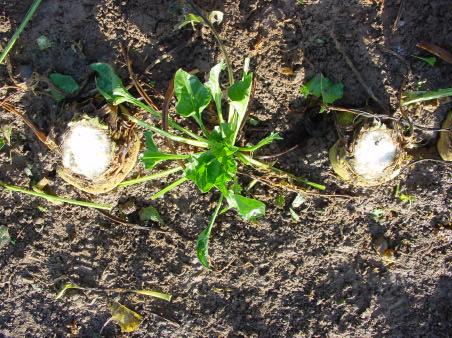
[413,55,436,66]
[196,195,224,270]
[0,138,5,151]
[228,71,253,136]
[205,61,225,116]
[240,132,282,152]
[174,69,211,122]
[49,73,79,101]
[141,132,189,170]
[176,13,203,30]
[401,87,452,106]
[139,205,164,224]
[55,282,82,299]
[300,73,343,108]
[275,195,285,209]
[110,301,143,333]
[197,223,213,269]
[226,192,265,221]
[185,151,236,194]
[90,63,132,105]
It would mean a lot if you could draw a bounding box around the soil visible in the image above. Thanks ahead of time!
[1,0,451,337]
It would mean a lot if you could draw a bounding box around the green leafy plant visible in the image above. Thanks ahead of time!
[49,73,80,101]
[401,87,452,106]
[394,183,415,204]
[300,73,344,112]
[0,137,5,151]
[91,60,324,270]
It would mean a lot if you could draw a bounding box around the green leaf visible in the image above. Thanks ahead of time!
[0,138,5,151]
[197,195,224,269]
[139,205,164,224]
[300,73,344,107]
[239,132,282,152]
[185,151,236,194]
[131,289,172,301]
[0,225,10,249]
[49,73,79,94]
[370,209,385,223]
[275,195,285,209]
[141,132,189,170]
[413,55,436,66]
[228,71,253,138]
[55,282,82,299]
[49,73,80,101]
[225,192,265,221]
[36,35,52,50]
[110,301,143,333]
[401,87,452,106]
[205,61,225,118]
[176,13,203,30]
[90,63,132,105]
[174,69,211,122]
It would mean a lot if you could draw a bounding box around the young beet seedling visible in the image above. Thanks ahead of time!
[91,61,324,269]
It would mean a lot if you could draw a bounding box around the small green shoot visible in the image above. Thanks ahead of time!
[0,225,11,249]
[49,73,80,101]
[36,35,52,50]
[275,195,285,209]
[413,55,437,66]
[300,73,344,112]
[0,0,42,64]
[0,138,5,151]
[394,184,415,204]
[93,61,324,270]
[176,13,203,30]
[139,205,164,224]
[370,209,385,223]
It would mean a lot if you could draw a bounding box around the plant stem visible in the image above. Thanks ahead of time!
[125,97,204,141]
[236,153,326,191]
[187,0,234,86]
[118,166,184,187]
[0,181,112,210]
[150,177,188,200]
[197,194,224,269]
[0,0,42,64]
[193,115,210,137]
[127,115,209,148]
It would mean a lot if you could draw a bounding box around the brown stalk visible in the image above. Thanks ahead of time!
[162,77,186,169]
[0,100,60,153]
[121,44,159,111]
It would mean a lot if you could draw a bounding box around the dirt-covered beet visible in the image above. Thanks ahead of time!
[0,0,451,337]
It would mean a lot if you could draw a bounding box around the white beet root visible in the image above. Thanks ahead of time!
[352,129,398,180]
[61,121,112,180]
